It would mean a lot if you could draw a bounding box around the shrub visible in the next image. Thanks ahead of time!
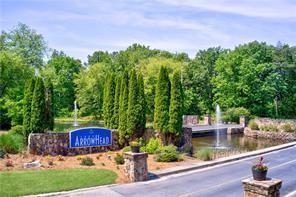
[145,138,162,154]
[195,148,213,161]
[0,149,7,159]
[114,153,124,165]
[156,145,180,162]
[260,124,278,132]
[0,133,24,154]
[222,107,250,123]
[9,125,24,136]
[80,157,95,166]
[96,155,100,160]
[281,124,295,133]
[76,156,82,160]
[122,146,131,152]
[248,120,259,130]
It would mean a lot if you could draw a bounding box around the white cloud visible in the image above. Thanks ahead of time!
[158,0,296,19]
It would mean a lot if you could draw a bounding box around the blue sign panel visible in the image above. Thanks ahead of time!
[69,127,112,148]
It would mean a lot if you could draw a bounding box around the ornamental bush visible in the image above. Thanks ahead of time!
[154,66,170,143]
[145,138,162,154]
[103,73,115,128]
[259,124,278,132]
[156,145,180,162]
[44,78,54,131]
[30,77,46,133]
[280,124,296,133]
[114,153,125,165]
[169,70,184,137]
[122,146,131,152]
[9,125,24,136]
[80,157,95,166]
[248,120,259,130]
[118,71,129,145]
[0,133,24,154]
[195,148,213,161]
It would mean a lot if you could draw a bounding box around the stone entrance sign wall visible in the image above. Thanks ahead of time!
[28,130,120,156]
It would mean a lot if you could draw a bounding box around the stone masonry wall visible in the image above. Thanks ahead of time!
[244,127,296,142]
[123,152,148,182]
[28,130,120,156]
[255,118,296,128]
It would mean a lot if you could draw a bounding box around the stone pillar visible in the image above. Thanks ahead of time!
[240,116,248,127]
[242,178,282,197]
[123,152,148,182]
[204,115,212,125]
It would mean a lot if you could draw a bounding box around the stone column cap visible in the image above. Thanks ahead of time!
[123,152,148,159]
[242,178,282,189]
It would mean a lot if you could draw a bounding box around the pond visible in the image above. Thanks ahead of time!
[54,120,104,132]
[192,133,283,152]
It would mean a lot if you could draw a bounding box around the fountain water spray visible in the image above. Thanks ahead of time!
[215,104,221,147]
[73,100,79,127]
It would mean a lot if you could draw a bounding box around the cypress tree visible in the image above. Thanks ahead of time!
[112,75,121,129]
[169,70,184,140]
[137,73,146,136]
[154,66,170,143]
[103,73,115,128]
[118,71,129,145]
[45,78,54,131]
[30,77,46,133]
[127,70,138,138]
[23,78,35,138]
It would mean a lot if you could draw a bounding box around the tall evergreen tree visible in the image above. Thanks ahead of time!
[44,78,54,131]
[127,70,139,138]
[23,77,35,138]
[30,77,46,133]
[118,71,129,145]
[154,66,171,144]
[103,73,115,128]
[169,70,184,141]
[137,73,146,136]
[112,75,121,129]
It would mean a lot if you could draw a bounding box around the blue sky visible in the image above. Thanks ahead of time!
[1,0,296,62]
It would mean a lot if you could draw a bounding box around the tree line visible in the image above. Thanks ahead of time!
[1,23,295,131]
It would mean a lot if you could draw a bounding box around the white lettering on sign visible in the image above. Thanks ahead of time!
[74,135,110,147]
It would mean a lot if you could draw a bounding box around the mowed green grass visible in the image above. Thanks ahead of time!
[0,169,117,197]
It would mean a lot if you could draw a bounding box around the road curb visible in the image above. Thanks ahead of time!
[150,141,296,178]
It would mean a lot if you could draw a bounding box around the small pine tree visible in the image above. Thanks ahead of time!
[169,70,184,141]
[45,78,54,131]
[23,78,36,138]
[103,73,115,128]
[127,70,138,138]
[30,77,46,133]
[118,71,129,145]
[154,66,171,144]
[137,73,146,136]
[112,75,121,129]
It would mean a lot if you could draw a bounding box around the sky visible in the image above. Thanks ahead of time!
[1,0,296,62]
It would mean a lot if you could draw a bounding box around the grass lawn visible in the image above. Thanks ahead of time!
[0,169,117,197]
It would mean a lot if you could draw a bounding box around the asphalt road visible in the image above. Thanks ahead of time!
[58,146,296,197]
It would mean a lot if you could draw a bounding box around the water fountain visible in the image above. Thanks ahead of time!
[215,104,221,147]
[73,100,79,127]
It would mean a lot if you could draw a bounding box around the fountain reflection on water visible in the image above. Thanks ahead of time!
[73,100,79,127]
